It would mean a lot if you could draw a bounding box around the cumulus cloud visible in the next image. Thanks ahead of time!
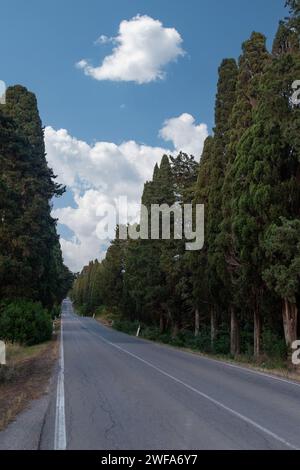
[45,113,208,271]
[94,34,115,45]
[45,126,167,199]
[52,191,115,272]
[77,15,185,84]
[52,191,141,272]
[160,113,208,158]
[45,127,168,271]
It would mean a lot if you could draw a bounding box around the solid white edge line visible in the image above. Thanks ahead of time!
[54,304,66,450]
[190,351,300,389]
[89,312,300,390]
[76,314,299,451]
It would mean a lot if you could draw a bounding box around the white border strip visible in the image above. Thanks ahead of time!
[54,310,66,450]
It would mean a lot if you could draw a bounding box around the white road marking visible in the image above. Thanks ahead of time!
[194,352,300,389]
[54,306,66,450]
[77,315,299,450]
[94,314,300,389]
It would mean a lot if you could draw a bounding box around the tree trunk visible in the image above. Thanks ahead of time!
[194,308,200,337]
[282,298,298,347]
[164,305,172,331]
[254,307,261,359]
[210,307,217,350]
[230,307,240,356]
[172,322,179,338]
[159,313,165,334]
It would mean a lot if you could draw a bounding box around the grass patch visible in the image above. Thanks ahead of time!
[0,320,59,431]
[5,342,51,364]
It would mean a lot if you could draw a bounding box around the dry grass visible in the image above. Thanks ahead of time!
[6,342,51,363]
[0,321,59,431]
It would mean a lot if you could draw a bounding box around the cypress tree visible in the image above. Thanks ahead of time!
[0,85,72,307]
[221,32,271,357]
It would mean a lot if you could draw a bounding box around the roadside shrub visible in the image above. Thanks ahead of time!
[95,305,107,316]
[157,332,173,344]
[76,303,92,316]
[214,327,230,355]
[51,304,61,320]
[140,325,160,341]
[240,326,254,357]
[262,329,286,359]
[113,319,139,335]
[0,300,52,346]
[193,326,212,353]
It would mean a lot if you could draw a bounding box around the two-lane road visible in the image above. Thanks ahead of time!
[39,299,300,450]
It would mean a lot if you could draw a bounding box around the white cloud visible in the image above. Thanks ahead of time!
[52,191,113,272]
[45,113,208,271]
[77,15,185,84]
[52,191,142,272]
[45,126,167,199]
[94,34,115,45]
[45,128,168,271]
[160,113,208,158]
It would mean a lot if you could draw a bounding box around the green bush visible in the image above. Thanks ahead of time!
[0,300,52,346]
[51,304,61,320]
[240,326,254,357]
[95,305,107,316]
[192,327,212,353]
[214,327,230,355]
[141,325,161,341]
[262,329,286,359]
[76,303,94,316]
[113,319,139,335]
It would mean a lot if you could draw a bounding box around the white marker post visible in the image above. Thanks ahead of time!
[136,324,141,337]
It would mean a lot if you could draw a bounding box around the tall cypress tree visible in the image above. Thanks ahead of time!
[0,85,72,307]
[220,33,271,357]
[192,59,238,349]
[228,6,300,353]
[208,59,238,350]
[0,105,30,299]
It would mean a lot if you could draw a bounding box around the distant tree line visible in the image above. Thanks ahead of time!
[0,85,73,344]
[72,2,300,360]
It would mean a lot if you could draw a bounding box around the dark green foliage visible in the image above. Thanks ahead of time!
[0,85,73,310]
[71,3,299,364]
[262,329,287,359]
[263,218,300,304]
[0,300,52,345]
[0,85,73,344]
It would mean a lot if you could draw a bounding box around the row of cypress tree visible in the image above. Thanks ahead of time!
[72,1,300,359]
[0,85,73,313]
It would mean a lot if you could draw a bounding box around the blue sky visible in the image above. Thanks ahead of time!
[0,0,287,271]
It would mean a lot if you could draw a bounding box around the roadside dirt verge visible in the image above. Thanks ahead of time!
[0,323,59,431]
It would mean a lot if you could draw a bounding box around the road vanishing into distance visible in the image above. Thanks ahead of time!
[39,299,300,450]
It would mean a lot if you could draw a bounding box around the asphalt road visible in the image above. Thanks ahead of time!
[39,299,300,450]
